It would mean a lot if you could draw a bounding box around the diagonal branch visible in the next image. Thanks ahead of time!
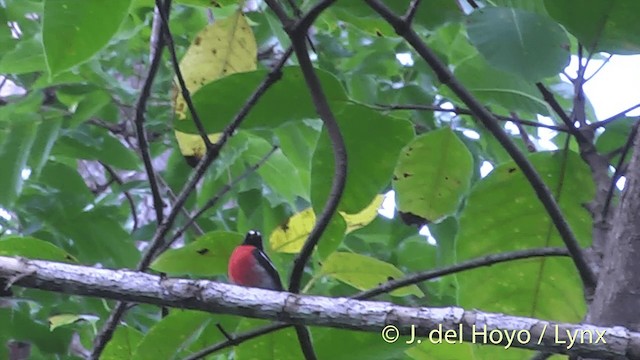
[160,145,279,254]
[99,162,139,231]
[154,0,212,150]
[1,256,637,359]
[602,119,640,218]
[365,0,596,291]
[375,103,569,132]
[184,247,570,358]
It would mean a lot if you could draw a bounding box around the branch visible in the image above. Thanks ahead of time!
[99,162,139,231]
[1,256,638,359]
[403,0,421,24]
[365,0,596,291]
[265,0,344,295]
[354,247,569,299]
[179,247,572,358]
[154,0,212,150]
[133,0,170,225]
[375,103,569,132]
[588,103,640,130]
[160,145,279,254]
[602,119,640,218]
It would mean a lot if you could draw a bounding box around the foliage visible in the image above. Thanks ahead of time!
[0,0,637,359]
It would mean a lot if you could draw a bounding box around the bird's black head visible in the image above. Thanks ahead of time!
[243,230,264,250]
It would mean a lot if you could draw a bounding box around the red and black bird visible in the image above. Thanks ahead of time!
[228,230,283,291]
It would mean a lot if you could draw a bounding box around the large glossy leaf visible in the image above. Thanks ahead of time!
[320,252,423,297]
[456,151,593,321]
[451,55,549,115]
[393,128,474,224]
[174,66,349,134]
[0,114,38,207]
[173,10,257,161]
[0,236,77,263]
[467,7,570,81]
[0,37,46,74]
[43,0,133,75]
[311,104,414,214]
[150,231,242,276]
[545,0,640,54]
[101,325,144,360]
[132,310,211,360]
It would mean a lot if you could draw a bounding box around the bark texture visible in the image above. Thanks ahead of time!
[588,135,640,331]
[1,256,640,358]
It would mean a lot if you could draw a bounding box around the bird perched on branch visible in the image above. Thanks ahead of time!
[228,230,283,291]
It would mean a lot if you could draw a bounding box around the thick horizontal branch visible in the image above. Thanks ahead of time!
[1,256,639,358]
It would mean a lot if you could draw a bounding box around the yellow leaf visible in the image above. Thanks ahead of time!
[339,194,384,233]
[173,10,257,158]
[48,314,99,331]
[270,208,316,253]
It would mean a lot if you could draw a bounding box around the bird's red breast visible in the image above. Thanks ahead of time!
[228,245,282,290]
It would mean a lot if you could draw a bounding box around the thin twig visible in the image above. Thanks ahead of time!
[375,103,569,132]
[99,162,139,231]
[403,0,422,24]
[366,0,596,290]
[588,103,640,129]
[160,145,279,254]
[584,54,613,83]
[182,247,569,359]
[602,119,640,218]
[535,83,589,141]
[156,176,205,237]
[133,0,171,225]
[510,113,536,152]
[353,247,569,299]
[154,0,213,150]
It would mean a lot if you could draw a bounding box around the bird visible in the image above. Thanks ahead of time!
[228,230,283,291]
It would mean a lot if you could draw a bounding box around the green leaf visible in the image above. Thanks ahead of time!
[101,325,144,360]
[26,116,62,178]
[595,117,635,166]
[320,252,423,297]
[0,114,38,207]
[0,236,77,263]
[396,235,437,272]
[245,134,307,205]
[466,7,570,81]
[451,55,548,115]
[315,327,407,360]
[456,151,592,321]
[68,90,112,127]
[150,231,243,276]
[132,310,211,360]
[393,128,474,223]
[43,0,133,75]
[234,318,304,360]
[175,67,349,134]
[0,37,46,74]
[53,126,140,170]
[311,104,414,214]
[545,0,640,54]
